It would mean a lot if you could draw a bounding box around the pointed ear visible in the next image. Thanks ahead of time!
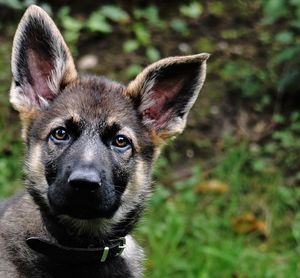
[125,53,209,141]
[10,5,77,128]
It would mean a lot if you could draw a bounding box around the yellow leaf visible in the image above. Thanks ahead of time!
[232,213,267,234]
[195,180,229,194]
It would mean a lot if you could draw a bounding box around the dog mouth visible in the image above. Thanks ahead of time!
[47,183,120,220]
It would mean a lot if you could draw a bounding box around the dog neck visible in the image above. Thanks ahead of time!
[23,211,129,264]
[40,211,126,248]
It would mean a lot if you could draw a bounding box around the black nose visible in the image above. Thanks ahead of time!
[68,169,101,192]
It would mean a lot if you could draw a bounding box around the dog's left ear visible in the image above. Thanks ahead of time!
[126,54,209,141]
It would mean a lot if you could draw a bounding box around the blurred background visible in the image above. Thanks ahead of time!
[0,0,300,276]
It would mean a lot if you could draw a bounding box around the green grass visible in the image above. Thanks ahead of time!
[0,40,23,198]
[136,142,300,277]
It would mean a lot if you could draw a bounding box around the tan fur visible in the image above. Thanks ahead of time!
[27,144,44,176]
[25,144,49,202]
[18,107,38,140]
[125,159,147,196]
[67,111,82,125]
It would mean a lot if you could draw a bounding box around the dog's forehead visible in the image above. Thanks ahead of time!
[48,76,136,127]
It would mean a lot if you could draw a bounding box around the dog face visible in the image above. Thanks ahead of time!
[10,5,208,232]
[27,77,155,220]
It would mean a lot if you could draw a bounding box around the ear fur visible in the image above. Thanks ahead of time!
[125,53,209,141]
[10,5,77,137]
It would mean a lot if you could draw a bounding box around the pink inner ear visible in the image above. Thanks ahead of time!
[27,49,54,103]
[142,78,185,129]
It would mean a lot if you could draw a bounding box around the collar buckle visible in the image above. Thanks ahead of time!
[116,237,126,256]
[100,237,126,263]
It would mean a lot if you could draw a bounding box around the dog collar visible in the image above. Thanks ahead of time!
[26,237,126,264]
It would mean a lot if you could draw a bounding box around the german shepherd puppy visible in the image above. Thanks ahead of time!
[0,5,209,277]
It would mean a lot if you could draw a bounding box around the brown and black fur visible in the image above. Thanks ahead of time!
[0,5,209,278]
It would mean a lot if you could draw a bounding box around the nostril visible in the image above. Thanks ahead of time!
[68,170,101,193]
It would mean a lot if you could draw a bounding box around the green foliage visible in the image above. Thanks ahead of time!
[0,138,23,197]
[99,5,129,23]
[179,2,203,19]
[269,112,300,179]
[137,141,300,277]
[132,22,151,46]
[146,47,160,62]
[133,6,164,28]
[0,0,30,10]
[207,1,225,17]
[86,10,113,34]
[55,4,167,77]
[57,7,83,53]
[86,5,129,34]
[170,19,190,37]
[220,60,267,97]
[0,42,23,198]
[261,0,288,25]
[123,40,139,53]
[261,0,300,92]
[125,64,143,80]
[0,0,51,12]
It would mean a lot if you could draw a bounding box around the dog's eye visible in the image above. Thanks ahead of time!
[51,127,69,141]
[112,135,130,149]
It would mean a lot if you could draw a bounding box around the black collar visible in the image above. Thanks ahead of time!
[26,237,126,264]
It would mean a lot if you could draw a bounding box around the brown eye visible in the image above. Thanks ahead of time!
[112,135,130,149]
[51,127,69,141]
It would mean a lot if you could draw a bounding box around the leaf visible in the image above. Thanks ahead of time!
[232,213,267,234]
[0,0,26,9]
[100,5,130,23]
[86,11,112,33]
[221,30,240,40]
[133,6,164,28]
[170,19,190,37]
[195,180,229,194]
[132,23,150,46]
[277,70,299,92]
[261,0,288,24]
[208,2,225,17]
[123,40,139,53]
[179,2,203,19]
[62,16,83,32]
[126,64,143,79]
[273,114,285,124]
[292,212,300,244]
[146,47,160,62]
[275,31,294,44]
[273,46,300,65]
[58,7,83,32]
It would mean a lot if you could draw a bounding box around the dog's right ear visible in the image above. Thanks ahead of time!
[10,5,77,136]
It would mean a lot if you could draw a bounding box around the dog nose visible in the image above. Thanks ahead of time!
[68,169,101,192]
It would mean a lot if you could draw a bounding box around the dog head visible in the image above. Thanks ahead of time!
[10,5,208,235]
